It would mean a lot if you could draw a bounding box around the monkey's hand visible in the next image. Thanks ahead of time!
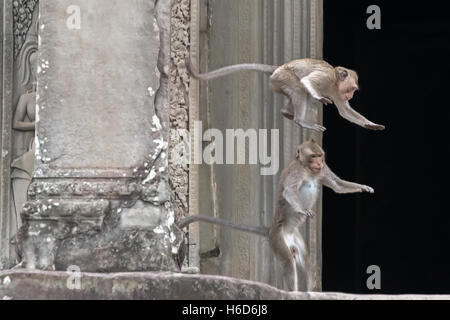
[290,204,315,217]
[364,122,385,131]
[316,96,333,105]
[310,124,327,132]
[360,185,375,193]
[303,209,316,217]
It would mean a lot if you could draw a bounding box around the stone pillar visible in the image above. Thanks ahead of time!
[18,0,183,272]
[0,0,15,269]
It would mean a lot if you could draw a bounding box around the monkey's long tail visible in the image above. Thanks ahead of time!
[186,58,278,81]
[178,215,270,237]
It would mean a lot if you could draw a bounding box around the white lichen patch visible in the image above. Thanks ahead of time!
[153,138,168,160]
[167,210,175,227]
[153,17,160,33]
[153,225,164,234]
[142,168,157,185]
[152,115,162,130]
[3,276,11,286]
[41,59,50,69]
[154,67,161,79]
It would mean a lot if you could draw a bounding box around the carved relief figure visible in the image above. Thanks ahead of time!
[10,46,37,239]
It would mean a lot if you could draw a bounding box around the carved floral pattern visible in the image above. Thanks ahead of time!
[169,0,190,220]
[13,0,38,59]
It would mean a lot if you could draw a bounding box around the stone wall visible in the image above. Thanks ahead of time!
[13,0,183,272]
[0,0,323,292]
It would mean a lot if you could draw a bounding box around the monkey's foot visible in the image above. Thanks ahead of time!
[295,120,327,132]
[281,107,294,120]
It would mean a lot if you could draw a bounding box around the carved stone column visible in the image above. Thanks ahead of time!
[17,0,183,272]
[1,0,40,270]
[0,0,15,269]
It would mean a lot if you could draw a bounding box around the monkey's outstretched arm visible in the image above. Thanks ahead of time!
[321,166,375,194]
[186,58,278,81]
[283,185,315,217]
[335,101,385,131]
[178,215,269,237]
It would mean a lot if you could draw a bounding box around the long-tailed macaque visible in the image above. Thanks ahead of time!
[178,140,375,291]
[186,58,385,132]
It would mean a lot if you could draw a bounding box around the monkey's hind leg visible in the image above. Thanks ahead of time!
[290,90,326,132]
[270,73,295,120]
[281,257,299,292]
[281,102,294,120]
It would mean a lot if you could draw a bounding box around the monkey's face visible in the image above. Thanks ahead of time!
[338,76,358,101]
[335,67,359,101]
[308,153,324,174]
[297,141,325,175]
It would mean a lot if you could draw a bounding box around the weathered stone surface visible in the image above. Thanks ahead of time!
[49,195,182,272]
[37,0,161,169]
[169,0,190,222]
[15,0,183,272]
[0,269,449,300]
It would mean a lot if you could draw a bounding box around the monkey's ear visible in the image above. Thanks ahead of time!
[296,147,308,164]
[296,147,302,161]
[336,68,348,81]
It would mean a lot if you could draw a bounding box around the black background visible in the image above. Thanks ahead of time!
[323,0,450,294]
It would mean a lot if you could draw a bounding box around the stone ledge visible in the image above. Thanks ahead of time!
[0,270,449,300]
